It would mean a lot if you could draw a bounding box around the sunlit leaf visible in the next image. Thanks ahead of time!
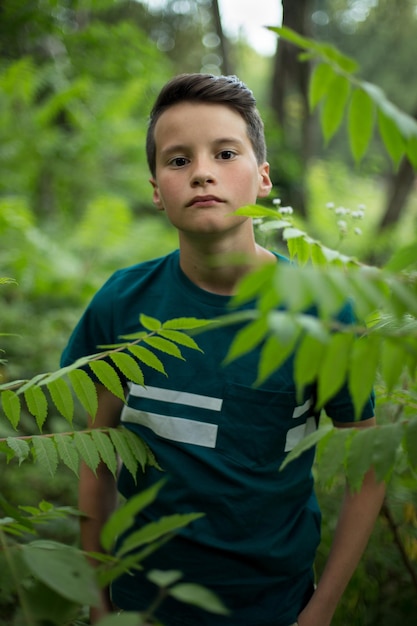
[139,313,161,331]
[109,352,145,386]
[158,329,203,352]
[128,345,167,376]
[280,424,333,470]
[89,361,126,401]
[142,336,185,360]
[381,338,407,393]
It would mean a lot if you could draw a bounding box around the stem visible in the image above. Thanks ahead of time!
[0,529,36,626]
[381,499,417,591]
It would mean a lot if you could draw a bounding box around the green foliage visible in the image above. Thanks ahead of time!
[270,26,417,168]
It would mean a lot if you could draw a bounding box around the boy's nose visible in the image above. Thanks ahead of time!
[190,158,216,186]
[191,172,215,186]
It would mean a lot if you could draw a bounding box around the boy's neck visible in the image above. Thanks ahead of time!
[178,233,275,296]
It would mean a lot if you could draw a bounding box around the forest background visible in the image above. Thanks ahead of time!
[1,0,417,624]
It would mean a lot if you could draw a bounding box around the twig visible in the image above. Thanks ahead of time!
[381,499,417,590]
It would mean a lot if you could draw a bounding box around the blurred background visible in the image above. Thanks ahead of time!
[1,1,417,623]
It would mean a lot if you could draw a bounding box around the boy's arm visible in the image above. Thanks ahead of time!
[297,417,386,626]
[79,383,125,624]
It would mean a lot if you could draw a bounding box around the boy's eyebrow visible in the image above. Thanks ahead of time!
[159,137,245,158]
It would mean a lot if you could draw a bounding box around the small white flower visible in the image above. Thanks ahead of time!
[357,204,366,211]
[326,202,335,209]
[278,205,294,215]
[337,219,348,234]
[272,198,282,205]
[354,227,362,236]
[351,210,364,219]
[335,206,350,216]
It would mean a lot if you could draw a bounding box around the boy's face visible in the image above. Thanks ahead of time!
[150,101,272,239]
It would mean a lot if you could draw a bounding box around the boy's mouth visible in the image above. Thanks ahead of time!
[187,195,223,207]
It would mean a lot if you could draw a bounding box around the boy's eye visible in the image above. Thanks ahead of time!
[169,157,189,167]
[217,150,236,160]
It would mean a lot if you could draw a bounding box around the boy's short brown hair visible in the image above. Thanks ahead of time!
[146,73,267,177]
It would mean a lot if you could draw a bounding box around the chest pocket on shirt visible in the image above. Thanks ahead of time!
[217,382,317,469]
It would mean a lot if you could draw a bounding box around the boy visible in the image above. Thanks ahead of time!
[61,73,385,626]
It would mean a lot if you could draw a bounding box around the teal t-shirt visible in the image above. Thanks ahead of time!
[61,250,374,626]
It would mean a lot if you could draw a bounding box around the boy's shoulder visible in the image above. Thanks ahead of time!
[101,249,179,290]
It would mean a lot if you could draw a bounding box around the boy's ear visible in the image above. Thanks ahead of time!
[257,162,273,199]
[149,178,165,211]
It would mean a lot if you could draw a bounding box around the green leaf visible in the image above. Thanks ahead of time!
[320,74,351,144]
[404,418,417,469]
[6,437,30,465]
[385,240,417,272]
[348,88,375,163]
[24,386,48,431]
[370,423,403,482]
[256,328,299,386]
[117,512,204,557]
[89,361,126,402]
[91,430,118,477]
[147,569,183,588]
[169,582,230,615]
[316,427,354,488]
[101,479,167,552]
[309,62,336,110]
[280,424,333,470]
[143,336,185,360]
[128,345,167,376]
[47,377,74,423]
[109,427,138,480]
[22,541,99,606]
[162,317,212,330]
[231,261,276,306]
[317,332,354,408]
[32,437,58,477]
[139,313,161,331]
[381,338,407,393]
[73,432,100,473]
[68,369,98,417]
[223,316,268,364]
[378,109,405,168]
[406,135,417,168]
[233,204,283,219]
[294,333,326,399]
[109,352,145,386]
[158,329,203,352]
[55,434,79,475]
[1,389,21,428]
[349,334,380,419]
[122,428,153,471]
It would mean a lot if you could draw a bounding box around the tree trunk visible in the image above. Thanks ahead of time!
[211,0,233,75]
[270,0,313,217]
[378,103,417,233]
